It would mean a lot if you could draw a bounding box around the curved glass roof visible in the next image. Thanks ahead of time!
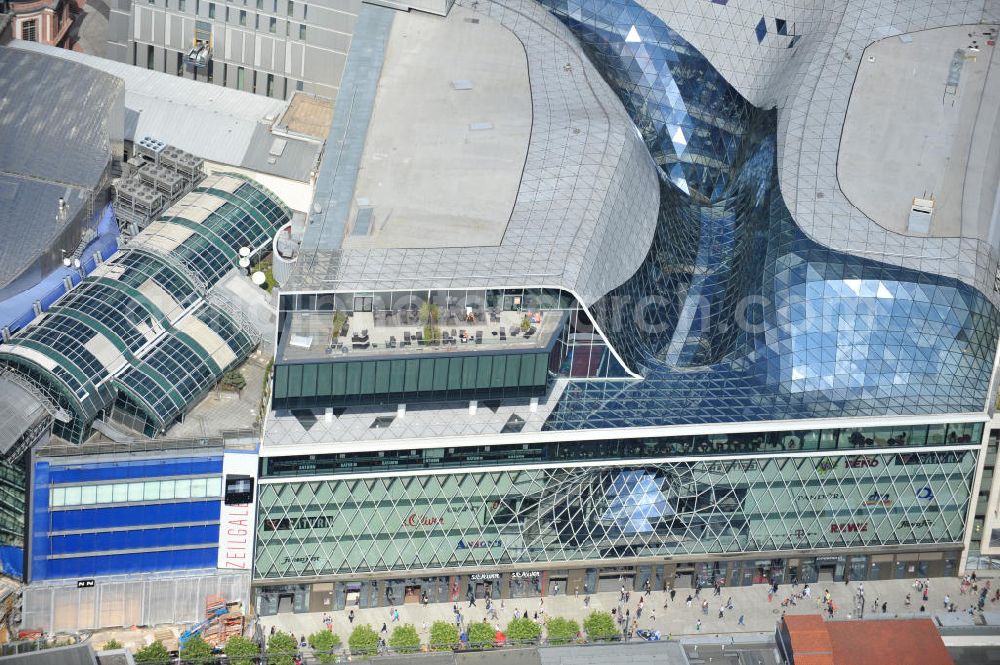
[535,0,1000,429]
[0,174,289,441]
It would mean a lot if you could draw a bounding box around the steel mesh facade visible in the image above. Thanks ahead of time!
[255,445,978,579]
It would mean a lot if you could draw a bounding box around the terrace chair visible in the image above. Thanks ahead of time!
[403,331,411,346]
[389,335,397,348]
[475,331,483,344]
[499,329,507,341]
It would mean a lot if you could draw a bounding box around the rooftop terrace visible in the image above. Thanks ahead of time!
[279,306,562,363]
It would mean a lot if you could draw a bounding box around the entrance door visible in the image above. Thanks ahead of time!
[277,594,294,614]
[404,585,421,604]
[475,581,494,600]
[817,563,836,582]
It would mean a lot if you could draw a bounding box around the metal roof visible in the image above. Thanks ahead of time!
[11,42,322,183]
[286,0,660,304]
[0,47,121,190]
[0,46,122,291]
[0,374,48,456]
[0,175,89,293]
[0,643,98,665]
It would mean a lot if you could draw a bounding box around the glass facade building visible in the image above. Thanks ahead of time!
[255,0,1000,612]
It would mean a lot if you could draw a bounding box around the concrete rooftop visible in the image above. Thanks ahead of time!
[838,25,1000,242]
[341,5,531,251]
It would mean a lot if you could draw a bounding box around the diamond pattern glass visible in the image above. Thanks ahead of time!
[255,448,977,578]
[532,0,1000,430]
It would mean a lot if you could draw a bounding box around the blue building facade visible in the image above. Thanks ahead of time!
[30,453,224,581]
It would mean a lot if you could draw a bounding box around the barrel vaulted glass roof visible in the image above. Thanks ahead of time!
[0,173,289,442]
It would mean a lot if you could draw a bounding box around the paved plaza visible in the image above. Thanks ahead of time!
[259,574,998,650]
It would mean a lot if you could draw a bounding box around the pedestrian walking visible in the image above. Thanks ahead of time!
[686,594,693,608]
[644,579,651,596]
[348,609,355,625]
[584,595,591,608]
[718,607,724,619]
[923,588,929,602]
[381,623,388,634]
[670,587,676,602]
[696,619,702,631]
[553,583,560,596]
[905,594,911,607]
[651,609,656,622]
[738,614,745,626]
[881,602,887,614]
[944,594,951,609]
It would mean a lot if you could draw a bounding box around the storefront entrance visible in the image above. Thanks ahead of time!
[404,585,422,604]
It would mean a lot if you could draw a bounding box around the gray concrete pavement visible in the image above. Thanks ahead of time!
[259,574,999,648]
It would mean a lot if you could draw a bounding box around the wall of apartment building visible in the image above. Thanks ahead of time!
[107,0,359,99]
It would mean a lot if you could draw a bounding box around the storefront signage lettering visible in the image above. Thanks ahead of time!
[844,456,879,469]
[899,519,932,528]
[830,522,868,533]
[863,492,892,507]
[282,555,320,565]
[796,493,842,501]
[402,513,445,528]
[916,486,934,500]
[511,571,540,578]
[77,579,95,588]
[816,458,838,475]
[470,574,501,580]
[457,538,502,550]
[218,452,257,570]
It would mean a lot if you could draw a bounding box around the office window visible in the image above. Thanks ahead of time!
[256,0,262,7]
[21,20,37,41]
[127,482,144,502]
[239,9,246,25]
[255,13,259,28]
[295,79,303,91]
[285,20,289,36]
[225,6,229,21]
[208,2,215,17]
[179,0,186,9]
[286,0,292,15]
[196,0,200,13]
[64,487,81,506]
[268,16,276,32]
[272,0,276,10]
[237,66,246,90]
[176,51,184,76]
[146,44,155,69]
[302,3,307,19]
[96,485,114,503]
[298,23,305,40]
[266,73,275,97]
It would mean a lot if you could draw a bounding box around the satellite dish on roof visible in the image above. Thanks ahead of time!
[238,257,251,269]
[251,271,267,286]
[239,247,251,258]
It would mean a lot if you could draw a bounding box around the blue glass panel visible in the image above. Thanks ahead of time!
[47,456,222,485]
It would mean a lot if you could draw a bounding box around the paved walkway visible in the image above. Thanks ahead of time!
[259,574,999,648]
